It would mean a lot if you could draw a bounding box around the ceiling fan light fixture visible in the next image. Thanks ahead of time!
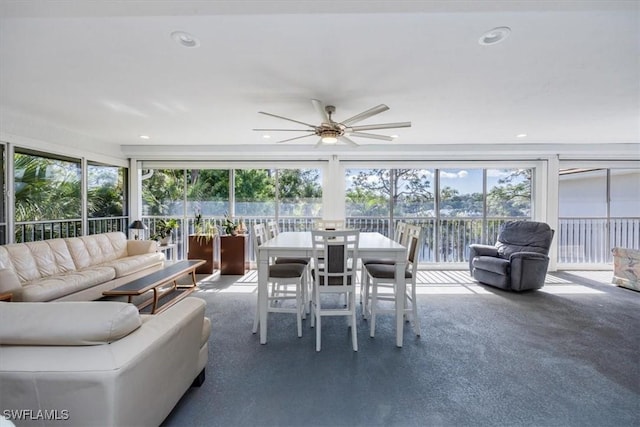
[320,129,340,144]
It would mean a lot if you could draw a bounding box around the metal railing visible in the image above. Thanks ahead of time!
[558,217,640,263]
[12,216,637,266]
[14,217,128,243]
[141,215,521,264]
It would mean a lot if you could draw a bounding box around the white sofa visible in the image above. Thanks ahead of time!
[0,296,211,427]
[0,232,165,302]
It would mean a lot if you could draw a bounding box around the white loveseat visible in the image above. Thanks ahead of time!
[0,297,211,427]
[0,232,165,302]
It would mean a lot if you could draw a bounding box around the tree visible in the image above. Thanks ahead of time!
[487,169,531,217]
[346,169,432,216]
[14,153,81,222]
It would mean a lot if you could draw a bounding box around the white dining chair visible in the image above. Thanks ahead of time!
[268,220,312,312]
[251,223,307,338]
[360,220,408,307]
[310,229,360,351]
[363,223,422,338]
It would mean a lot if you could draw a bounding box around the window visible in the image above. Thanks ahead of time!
[558,167,640,263]
[345,166,532,263]
[187,169,229,217]
[234,169,276,217]
[14,150,81,242]
[87,162,128,235]
[278,168,323,222]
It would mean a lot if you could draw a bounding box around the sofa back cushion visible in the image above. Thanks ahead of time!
[65,232,128,269]
[0,300,142,345]
[0,239,76,283]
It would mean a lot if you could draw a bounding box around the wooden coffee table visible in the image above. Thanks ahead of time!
[103,260,205,314]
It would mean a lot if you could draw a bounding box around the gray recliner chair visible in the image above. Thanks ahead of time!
[469,221,555,291]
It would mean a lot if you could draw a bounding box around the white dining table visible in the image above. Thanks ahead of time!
[256,231,408,347]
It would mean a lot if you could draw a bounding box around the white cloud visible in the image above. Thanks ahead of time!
[486,169,510,178]
[441,170,468,179]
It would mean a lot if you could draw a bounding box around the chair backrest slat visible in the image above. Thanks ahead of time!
[404,224,423,274]
[311,229,359,288]
[266,221,279,239]
[252,223,268,259]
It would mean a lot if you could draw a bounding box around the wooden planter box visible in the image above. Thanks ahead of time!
[220,235,248,275]
[187,235,217,274]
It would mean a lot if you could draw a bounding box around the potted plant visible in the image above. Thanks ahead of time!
[219,213,248,275]
[188,212,219,274]
[222,213,238,236]
[151,218,179,246]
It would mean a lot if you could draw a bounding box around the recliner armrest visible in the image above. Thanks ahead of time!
[468,244,499,274]
[509,251,549,261]
[469,244,499,257]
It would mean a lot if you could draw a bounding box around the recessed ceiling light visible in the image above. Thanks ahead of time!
[139,135,150,140]
[390,135,399,139]
[171,31,200,48]
[263,135,271,139]
[516,133,527,138]
[479,27,511,46]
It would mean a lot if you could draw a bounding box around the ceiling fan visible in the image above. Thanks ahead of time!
[253,99,411,147]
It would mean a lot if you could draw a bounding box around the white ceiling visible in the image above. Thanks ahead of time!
[0,0,638,158]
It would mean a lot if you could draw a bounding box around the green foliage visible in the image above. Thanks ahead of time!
[193,211,218,244]
[142,169,185,215]
[346,169,432,216]
[487,169,531,216]
[14,153,81,221]
[151,218,179,240]
[221,213,238,235]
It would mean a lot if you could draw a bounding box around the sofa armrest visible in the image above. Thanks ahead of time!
[127,239,158,256]
[469,244,498,274]
[0,268,22,295]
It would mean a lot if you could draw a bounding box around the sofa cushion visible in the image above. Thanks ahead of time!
[65,232,128,270]
[0,300,141,345]
[101,252,165,278]
[17,267,116,302]
[1,243,41,282]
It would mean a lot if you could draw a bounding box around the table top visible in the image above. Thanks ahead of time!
[103,259,205,295]
[259,231,405,252]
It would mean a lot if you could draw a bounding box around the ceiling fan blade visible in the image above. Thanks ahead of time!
[339,135,359,146]
[311,99,330,123]
[259,111,317,128]
[348,122,411,132]
[314,138,324,148]
[253,128,314,132]
[341,104,389,126]
[275,134,315,143]
[348,132,394,141]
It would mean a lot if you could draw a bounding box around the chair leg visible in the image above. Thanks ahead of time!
[296,281,303,338]
[315,310,322,352]
[310,282,316,329]
[252,293,259,334]
[350,291,358,351]
[315,286,321,352]
[369,281,378,338]
[362,272,370,319]
[411,282,421,336]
